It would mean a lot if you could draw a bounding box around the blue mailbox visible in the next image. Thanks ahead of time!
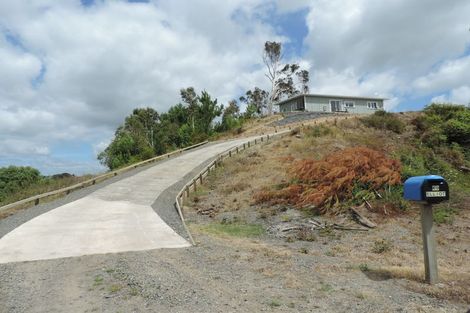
[404,175,449,204]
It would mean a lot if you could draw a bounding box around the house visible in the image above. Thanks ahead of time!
[275,94,386,114]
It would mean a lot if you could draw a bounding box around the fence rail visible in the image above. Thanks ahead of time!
[0,141,209,214]
[174,130,291,245]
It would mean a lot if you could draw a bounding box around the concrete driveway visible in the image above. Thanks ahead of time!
[0,136,264,263]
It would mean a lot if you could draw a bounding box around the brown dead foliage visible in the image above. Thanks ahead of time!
[255,147,402,213]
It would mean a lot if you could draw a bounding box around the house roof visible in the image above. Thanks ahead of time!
[274,93,388,106]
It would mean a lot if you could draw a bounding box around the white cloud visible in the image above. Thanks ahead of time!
[412,55,470,95]
[431,86,470,105]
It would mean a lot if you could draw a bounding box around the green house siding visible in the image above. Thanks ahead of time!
[278,95,384,114]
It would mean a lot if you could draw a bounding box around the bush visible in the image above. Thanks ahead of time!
[361,110,405,134]
[0,166,42,202]
[416,103,470,148]
[255,147,402,213]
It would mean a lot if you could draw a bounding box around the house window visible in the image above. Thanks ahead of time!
[368,101,378,109]
[344,101,355,108]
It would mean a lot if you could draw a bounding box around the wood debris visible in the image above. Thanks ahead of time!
[196,205,219,217]
[350,207,377,228]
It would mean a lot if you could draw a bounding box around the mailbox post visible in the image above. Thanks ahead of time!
[404,175,449,284]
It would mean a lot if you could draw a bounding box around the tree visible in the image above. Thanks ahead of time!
[219,99,241,131]
[263,41,310,115]
[239,87,269,115]
[263,41,282,115]
[194,90,223,135]
[180,87,198,130]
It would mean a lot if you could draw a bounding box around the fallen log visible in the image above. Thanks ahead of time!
[350,207,377,229]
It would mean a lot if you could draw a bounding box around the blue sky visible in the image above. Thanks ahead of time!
[0,0,469,175]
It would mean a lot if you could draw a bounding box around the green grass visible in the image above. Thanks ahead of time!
[197,222,265,238]
[433,206,457,224]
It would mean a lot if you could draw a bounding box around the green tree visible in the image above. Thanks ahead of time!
[194,90,223,136]
[239,87,269,115]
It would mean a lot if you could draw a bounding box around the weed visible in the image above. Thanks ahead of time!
[93,275,104,286]
[109,284,122,293]
[319,282,334,292]
[129,288,139,296]
[371,239,393,254]
[359,263,369,272]
[268,299,282,307]
[299,247,309,254]
[280,214,292,222]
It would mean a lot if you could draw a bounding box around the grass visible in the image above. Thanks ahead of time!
[197,222,265,238]
[433,206,457,224]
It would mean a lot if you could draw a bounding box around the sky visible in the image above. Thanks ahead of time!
[0,0,469,175]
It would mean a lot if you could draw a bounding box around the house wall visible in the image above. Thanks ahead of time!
[305,96,383,114]
[278,96,384,114]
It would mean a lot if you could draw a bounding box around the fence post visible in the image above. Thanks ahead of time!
[186,185,190,198]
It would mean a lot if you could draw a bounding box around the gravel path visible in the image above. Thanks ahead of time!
[270,112,333,127]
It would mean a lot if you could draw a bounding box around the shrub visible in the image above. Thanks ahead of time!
[0,166,42,202]
[255,147,402,213]
[416,103,470,148]
[361,110,405,134]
